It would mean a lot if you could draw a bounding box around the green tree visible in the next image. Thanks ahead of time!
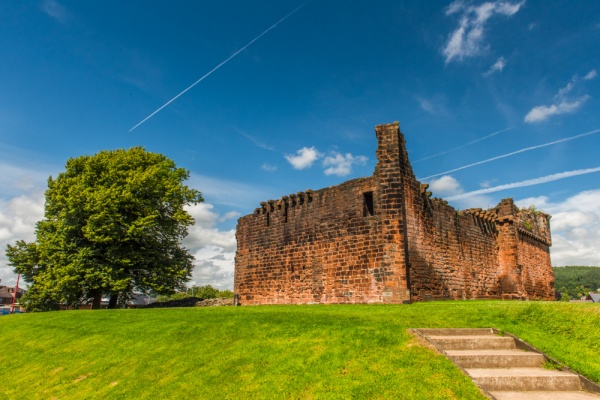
[574,285,590,299]
[5,147,203,311]
[217,289,234,298]
[193,285,219,299]
[559,287,571,302]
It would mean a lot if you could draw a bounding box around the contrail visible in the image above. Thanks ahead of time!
[446,166,600,201]
[235,128,276,151]
[413,127,513,164]
[419,128,600,180]
[129,3,307,132]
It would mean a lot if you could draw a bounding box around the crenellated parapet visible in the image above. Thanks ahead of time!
[462,208,498,222]
[516,206,552,246]
[254,189,315,215]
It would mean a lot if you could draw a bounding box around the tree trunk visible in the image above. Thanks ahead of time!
[91,290,102,310]
[108,293,119,309]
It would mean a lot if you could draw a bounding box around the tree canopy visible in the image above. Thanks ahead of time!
[6,147,203,310]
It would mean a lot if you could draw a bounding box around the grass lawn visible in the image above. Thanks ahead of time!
[0,301,598,399]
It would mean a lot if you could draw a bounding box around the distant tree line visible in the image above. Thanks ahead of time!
[155,285,233,303]
[553,266,600,300]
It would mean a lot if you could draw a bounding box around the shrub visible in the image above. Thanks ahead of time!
[156,292,190,303]
[217,290,234,298]
[192,285,219,299]
[155,285,233,302]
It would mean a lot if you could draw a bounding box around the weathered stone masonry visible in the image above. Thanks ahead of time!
[234,122,554,305]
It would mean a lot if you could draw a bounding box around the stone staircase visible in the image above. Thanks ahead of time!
[413,328,600,400]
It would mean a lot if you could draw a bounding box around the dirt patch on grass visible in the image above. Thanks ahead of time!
[74,373,92,383]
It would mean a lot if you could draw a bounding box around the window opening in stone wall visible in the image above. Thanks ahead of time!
[266,212,270,227]
[363,191,374,216]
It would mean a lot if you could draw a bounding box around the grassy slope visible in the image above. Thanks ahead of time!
[0,301,598,400]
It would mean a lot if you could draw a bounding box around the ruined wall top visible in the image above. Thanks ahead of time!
[245,122,551,240]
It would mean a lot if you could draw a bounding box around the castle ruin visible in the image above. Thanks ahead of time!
[234,122,554,305]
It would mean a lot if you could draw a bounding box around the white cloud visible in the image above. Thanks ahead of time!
[556,81,575,98]
[525,70,595,123]
[186,241,236,290]
[185,203,220,229]
[415,95,448,115]
[480,179,497,188]
[584,69,597,80]
[428,175,493,209]
[42,0,69,23]
[417,97,435,113]
[187,173,271,209]
[220,211,241,222]
[182,203,238,289]
[0,162,55,199]
[443,1,525,63]
[0,193,45,286]
[524,96,590,122]
[285,146,321,170]
[261,163,277,172]
[284,147,368,176]
[184,204,237,252]
[322,152,368,177]
[429,175,462,196]
[549,211,595,232]
[516,190,600,266]
[483,57,506,76]
[0,148,60,286]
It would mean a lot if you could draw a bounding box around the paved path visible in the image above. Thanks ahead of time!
[413,328,600,400]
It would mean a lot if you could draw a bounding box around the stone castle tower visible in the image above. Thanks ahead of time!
[234,122,554,305]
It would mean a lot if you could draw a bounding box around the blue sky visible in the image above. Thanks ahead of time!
[1,0,600,289]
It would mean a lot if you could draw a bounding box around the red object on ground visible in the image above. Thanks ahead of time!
[10,274,20,313]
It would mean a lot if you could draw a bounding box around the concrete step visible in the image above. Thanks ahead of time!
[466,367,582,391]
[490,391,600,400]
[445,349,544,368]
[428,335,516,350]
[415,328,496,336]
[414,328,600,398]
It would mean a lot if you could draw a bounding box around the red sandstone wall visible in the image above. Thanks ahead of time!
[234,177,409,305]
[515,208,554,299]
[396,125,506,301]
[517,233,554,298]
[405,199,504,301]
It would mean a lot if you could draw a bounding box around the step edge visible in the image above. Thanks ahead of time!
[466,367,583,377]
